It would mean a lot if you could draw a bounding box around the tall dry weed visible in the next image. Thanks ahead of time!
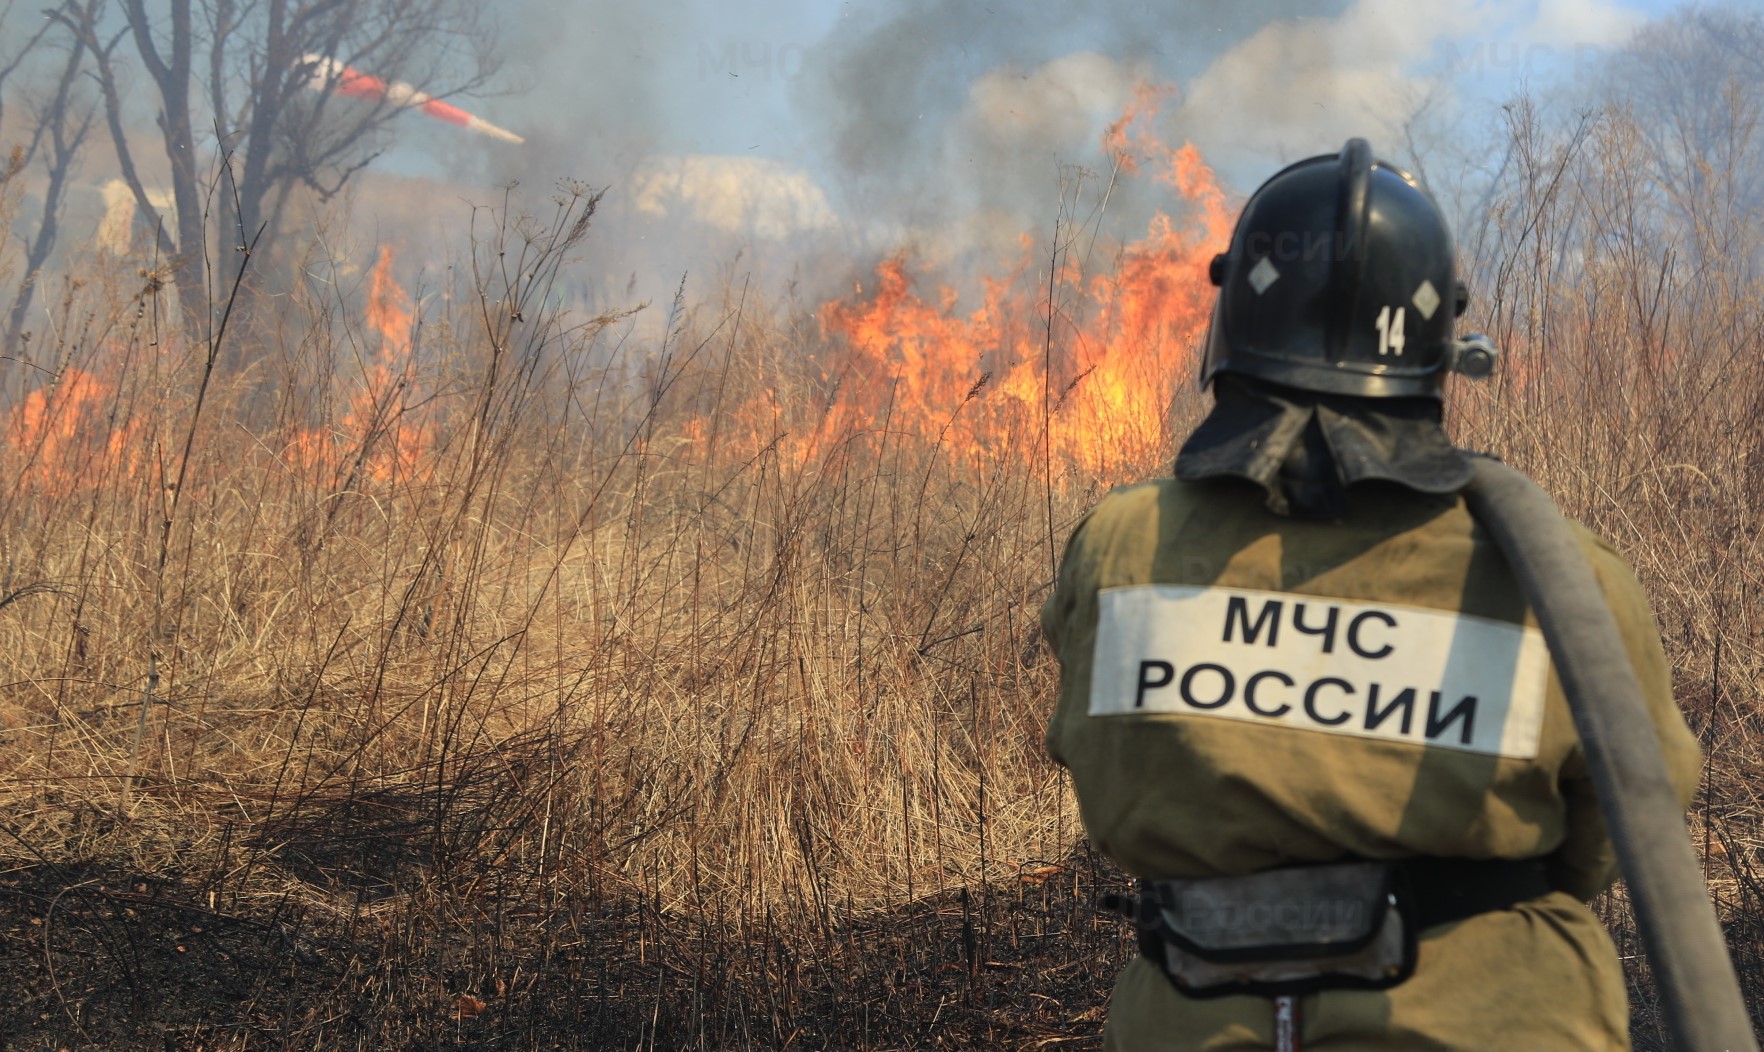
[1450,97,1764,1046]
[1,93,1761,1047]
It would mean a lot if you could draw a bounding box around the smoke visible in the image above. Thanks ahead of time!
[96,180,136,257]
[797,0,1351,199]
[791,0,1653,232]
[382,0,1375,310]
[1526,0,1648,48]
[941,52,1151,232]
[783,0,1349,267]
[319,0,1657,310]
[630,155,838,240]
[783,0,1454,277]
[1168,0,1494,175]
[0,0,1665,362]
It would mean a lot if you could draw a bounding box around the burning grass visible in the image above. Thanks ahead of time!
[0,101,1762,1050]
[0,173,1163,1048]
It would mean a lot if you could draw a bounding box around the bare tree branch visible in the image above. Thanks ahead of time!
[57,5,178,262]
[0,0,54,133]
[27,0,501,355]
[7,19,94,349]
[205,0,237,145]
[162,0,495,341]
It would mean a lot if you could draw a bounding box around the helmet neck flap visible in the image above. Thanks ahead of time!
[1179,139,1493,517]
[1175,374,1475,518]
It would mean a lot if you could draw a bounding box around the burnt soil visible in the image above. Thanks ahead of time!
[0,849,1134,1051]
[0,838,1732,1050]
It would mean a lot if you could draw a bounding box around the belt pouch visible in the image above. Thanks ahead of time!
[1138,861,1418,998]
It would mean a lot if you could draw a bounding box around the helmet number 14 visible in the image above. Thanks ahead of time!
[1374,305,1407,356]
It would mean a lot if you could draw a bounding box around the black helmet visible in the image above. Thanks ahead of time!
[1200,139,1495,398]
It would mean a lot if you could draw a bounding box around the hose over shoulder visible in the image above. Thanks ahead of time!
[1463,458,1755,1051]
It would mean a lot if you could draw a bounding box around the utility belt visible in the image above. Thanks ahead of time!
[1110,856,1552,1000]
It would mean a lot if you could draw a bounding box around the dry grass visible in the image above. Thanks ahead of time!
[1448,100,1764,1049]
[0,181,1126,1050]
[0,98,1760,1050]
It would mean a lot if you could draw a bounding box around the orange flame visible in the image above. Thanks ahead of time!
[4,367,143,496]
[366,245,416,353]
[282,245,434,486]
[1103,83,1178,175]
[804,86,1231,483]
[349,246,431,484]
[3,247,436,503]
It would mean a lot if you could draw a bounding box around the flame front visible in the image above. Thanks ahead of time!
[811,87,1231,484]
[5,367,141,496]
[3,91,1228,505]
[3,246,436,503]
[281,245,433,487]
[350,245,432,485]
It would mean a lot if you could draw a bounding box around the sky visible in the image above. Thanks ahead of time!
[456,0,1692,174]
[377,0,1697,307]
[455,0,1681,165]
[0,0,1726,311]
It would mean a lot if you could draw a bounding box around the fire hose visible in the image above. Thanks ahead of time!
[1464,458,1756,1051]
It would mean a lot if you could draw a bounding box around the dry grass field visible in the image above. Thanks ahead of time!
[0,100,1760,1050]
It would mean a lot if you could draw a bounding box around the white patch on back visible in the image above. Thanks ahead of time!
[1089,585,1549,759]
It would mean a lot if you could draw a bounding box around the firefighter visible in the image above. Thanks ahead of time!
[1039,139,1702,1050]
